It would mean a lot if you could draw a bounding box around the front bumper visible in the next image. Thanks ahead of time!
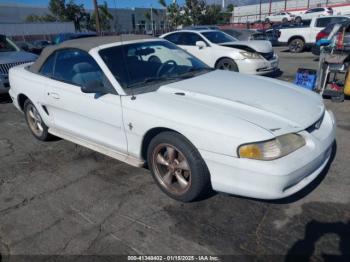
[201,110,336,200]
[0,75,10,94]
[238,56,279,75]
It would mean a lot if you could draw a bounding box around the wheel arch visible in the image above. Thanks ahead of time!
[214,57,239,70]
[288,35,305,45]
[17,93,29,111]
[141,127,191,163]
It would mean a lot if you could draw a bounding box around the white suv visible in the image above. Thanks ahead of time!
[265,12,294,23]
[295,7,333,23]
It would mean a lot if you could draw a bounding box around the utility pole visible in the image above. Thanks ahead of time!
[307,0,310,9]
[151,5,154,36]
[284,0,287,11]
[259,0,262,22]
[269,0,272,15]
[93,0,101,34]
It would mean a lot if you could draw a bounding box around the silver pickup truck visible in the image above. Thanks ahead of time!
[0,35,37,94]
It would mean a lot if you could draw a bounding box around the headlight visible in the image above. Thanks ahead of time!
[239,51,263,59]
[238,133,306,160]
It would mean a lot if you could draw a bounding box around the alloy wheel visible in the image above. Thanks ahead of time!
[152,143,191,195]
[290,40,303,52]
[26,104,44,137]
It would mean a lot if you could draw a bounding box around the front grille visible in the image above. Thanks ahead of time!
[260,52,274,61]
[0,61,31,75]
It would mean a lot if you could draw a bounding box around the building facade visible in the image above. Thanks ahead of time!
[0,3,167,35]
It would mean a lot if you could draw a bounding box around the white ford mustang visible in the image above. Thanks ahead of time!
[9,36,335,202]
[161,29,279,75]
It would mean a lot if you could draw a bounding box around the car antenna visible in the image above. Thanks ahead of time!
[113,0,136,100]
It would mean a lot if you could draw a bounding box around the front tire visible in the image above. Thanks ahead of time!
[289,38,305,53]
[24,100,53,141]
[215,58,239,72]
[147,131,211,202]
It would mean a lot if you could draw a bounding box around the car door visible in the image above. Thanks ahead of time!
[178,32,213,66]
[42,48,127,153]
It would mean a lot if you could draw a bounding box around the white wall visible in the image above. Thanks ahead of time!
[232,0,350,22]
[0,22,75,37]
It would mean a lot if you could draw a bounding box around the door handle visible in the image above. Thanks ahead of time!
[48,92,60,100]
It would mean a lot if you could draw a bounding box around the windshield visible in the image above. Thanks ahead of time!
[0,35,19,52]
[201,31,237,44]
[99,40,211,93]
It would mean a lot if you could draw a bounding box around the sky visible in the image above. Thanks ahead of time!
[0,0,187,9]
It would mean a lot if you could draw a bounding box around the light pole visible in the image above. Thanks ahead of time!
[269,0,272,15]
[93,0,101,34]
[259,0,262,22]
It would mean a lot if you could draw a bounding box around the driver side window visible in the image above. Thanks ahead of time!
[53,49,106,88]
[180,33,205,46]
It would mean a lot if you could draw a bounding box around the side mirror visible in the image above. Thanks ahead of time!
[81,80,109,98]
[196,41,206,49]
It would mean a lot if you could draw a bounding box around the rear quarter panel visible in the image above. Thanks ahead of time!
[9,64,50,124]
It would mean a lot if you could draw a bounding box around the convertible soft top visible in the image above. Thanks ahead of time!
[30,35,154,74]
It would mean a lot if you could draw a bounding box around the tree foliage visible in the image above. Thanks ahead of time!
[26,0,88,31]
[90,1,113,32]
[160,0,234,28]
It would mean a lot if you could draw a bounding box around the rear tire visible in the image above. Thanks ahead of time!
[289,38,305,53]
[265,18,270,23]
[215,58,239,72]
[282,18,288,23]
[147,131,211,202]
[24,100,54,141]
[295,16,302,23]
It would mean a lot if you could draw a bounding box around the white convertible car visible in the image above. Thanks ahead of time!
[9,36,335,202]
[161,29,279,75]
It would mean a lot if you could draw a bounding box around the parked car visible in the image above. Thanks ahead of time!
[278,16,350,52]
[53,32,97,44]
[221,29,268,41]
[0,35,37,94]
[258,28,281,46]
[9,36,335,201]
[161,30,279,75]
[265,12,295,23]
[183,25,220,30]
[295,7,334,23]
[32,40,51,49]
[16,41,42,55]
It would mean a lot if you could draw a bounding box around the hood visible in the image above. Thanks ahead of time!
[0,51,38,65]
[157,70,324,136]
[218,40,273,53]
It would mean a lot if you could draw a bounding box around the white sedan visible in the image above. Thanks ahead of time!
[161,29,279,75]
[9,36,335,202]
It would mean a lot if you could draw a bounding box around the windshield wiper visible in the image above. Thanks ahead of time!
[127,76,172,88]
[179,68,214,78]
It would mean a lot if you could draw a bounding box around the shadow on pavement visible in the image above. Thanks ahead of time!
[266,69,283,78]
[0,94,12,104]
[285,220,350,262]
